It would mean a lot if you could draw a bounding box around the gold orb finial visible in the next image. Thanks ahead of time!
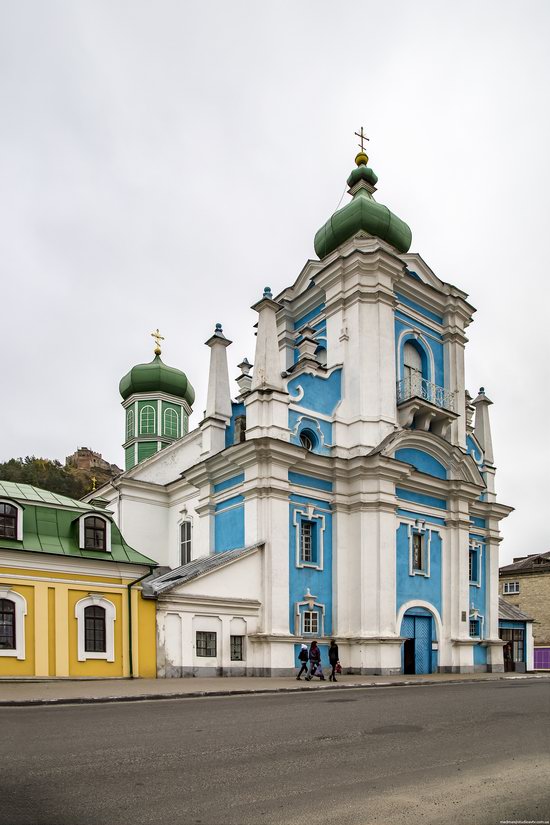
[151,328,164,356]
[355,151,369,166]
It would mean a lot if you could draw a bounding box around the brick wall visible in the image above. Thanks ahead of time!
[500,573,550,645]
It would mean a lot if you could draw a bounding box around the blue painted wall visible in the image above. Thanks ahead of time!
[466,434,484,465]
[289,494,332,636]
[213,473,245,494]
[214,495,245,553]
[395,448,447,480]
[395,293,444,325]
[396,488,447,511]
[287,369,342,416]
[395,312,444,387]
[396,523,443,618]
[293,642,331,669]
[473,645,487,665]
[288,472,333,493]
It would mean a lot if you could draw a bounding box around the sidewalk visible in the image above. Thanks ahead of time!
[0,671,545,706]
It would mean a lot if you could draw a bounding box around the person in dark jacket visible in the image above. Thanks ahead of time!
[296,644,309,680]
[328,639,339,681]
[305,640,324,680]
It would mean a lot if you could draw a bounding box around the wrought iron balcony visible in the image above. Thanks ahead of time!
[396,375,457,437]
[397,376,456,412]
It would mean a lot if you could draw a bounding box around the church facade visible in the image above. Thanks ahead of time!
[87,147,512,677]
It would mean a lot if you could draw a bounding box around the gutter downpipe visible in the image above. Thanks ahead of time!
[127,567,155,679]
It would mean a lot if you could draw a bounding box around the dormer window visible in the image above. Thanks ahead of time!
[0,500,23,541]
[0,503,18,539]
[79,514,111,552]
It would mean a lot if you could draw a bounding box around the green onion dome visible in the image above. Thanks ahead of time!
[119,354,195,406]
[314,152,412,259]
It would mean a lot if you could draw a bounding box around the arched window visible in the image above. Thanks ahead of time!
[0,503,18,539]
[403,342,424,395]
[84,605,106,653]
[75,596,116,661]
[140,404,156,434]
[164,408,179,438]
[0,599,15,650]
[126,409,135,440]
[299,429,317,451]
[83,516,107,551]
[180,520,192,565]
[315,345,327,367]
[0,590,27,659]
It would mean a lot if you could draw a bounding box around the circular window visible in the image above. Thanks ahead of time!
[299,429,317,451]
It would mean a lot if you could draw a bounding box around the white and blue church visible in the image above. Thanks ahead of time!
[88,145,513,677]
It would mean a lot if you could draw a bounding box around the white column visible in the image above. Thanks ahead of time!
[200,324,232,456]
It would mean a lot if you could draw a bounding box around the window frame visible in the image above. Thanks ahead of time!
[139,404,156,435]
[230,635,244,661]
[75,596,116,661]
[0,598,16,651]
[84,605,107,653]
[469,618,480,638]
[0,590,27,660]
[503,581,520,595]
[180,520,192,566]
[196,631,217,658]
[300,520,315,564]
[408,523,431,577]
[0,499,23,541]
[294,508,325,571]
[303,610,319,635]
[163,407,179,438]
[126,408,135,441]
[79,514,111,553]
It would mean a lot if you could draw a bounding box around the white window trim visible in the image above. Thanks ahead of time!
[163,407,179,438]
[140,404,156,435]
[75,595,116,662]
[78,514,112,553]
[469,610,484,640]
[126,409,135,441]
[503,581,520,594]
[0,499,23,541]
[0,588,27,659]
[293,506,325,570]
[295,600,325,636]
[396,330,436,383]
[469,540,483,587]
[407,522,431,577]
[179,517,193,566]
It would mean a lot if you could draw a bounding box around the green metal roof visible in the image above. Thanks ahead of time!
[0,481,96,510]
[0,482,156,567]
[314,156,412,259]
[119,355,195,406]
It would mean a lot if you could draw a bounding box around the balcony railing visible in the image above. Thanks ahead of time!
[397,375,456,412]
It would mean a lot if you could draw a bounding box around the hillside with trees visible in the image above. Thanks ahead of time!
[0,456,115,500]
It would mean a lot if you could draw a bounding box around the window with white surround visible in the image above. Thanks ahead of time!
[407,522,431,577]
[403,341,424,391]
[469,541,482,585]
[164,407,179,438]
[140,404,156,434]
[503,581,520,594]
[412,533,424,572]
[75,596,116,661]
[0,590,27,659]
[303,611,319,635]
[300,521,314,563]
[469,619,480,638]
[126,409,135,441]
[0,500,23,541]
[180,520,192,565]
[79,514,111,552]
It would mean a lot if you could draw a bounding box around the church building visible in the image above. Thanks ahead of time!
[87,143,513,677]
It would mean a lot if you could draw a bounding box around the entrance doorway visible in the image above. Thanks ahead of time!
[401,611,434,674]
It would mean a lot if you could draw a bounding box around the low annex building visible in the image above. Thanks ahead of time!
[0,482,156,678]
[500,552,550,670]
[87,145,513,678]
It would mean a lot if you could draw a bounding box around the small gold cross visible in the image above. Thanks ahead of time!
[91,476,97,492]
[354,126,370,153]
[151,328,165,355]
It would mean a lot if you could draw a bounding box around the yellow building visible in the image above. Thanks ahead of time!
[0,482,157,678]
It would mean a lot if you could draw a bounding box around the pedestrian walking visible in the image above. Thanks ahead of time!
[305,640,324,680]
[296,644,309,680]
[328,639,339,682]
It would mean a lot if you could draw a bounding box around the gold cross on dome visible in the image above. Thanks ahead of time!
[354,126,370,153]
[151,328,164,355]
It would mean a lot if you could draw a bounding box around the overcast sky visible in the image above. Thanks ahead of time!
[1,1,548,562]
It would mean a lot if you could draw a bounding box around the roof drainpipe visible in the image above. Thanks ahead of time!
[127,568,155,679]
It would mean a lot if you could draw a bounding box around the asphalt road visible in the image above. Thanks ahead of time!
[3,679,549,825]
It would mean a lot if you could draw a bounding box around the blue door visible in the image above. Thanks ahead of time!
[401,612,433,674]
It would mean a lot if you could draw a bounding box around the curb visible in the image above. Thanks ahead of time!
[0,674,544,707]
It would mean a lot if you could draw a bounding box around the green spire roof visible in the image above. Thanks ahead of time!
[119,354,195,406]
[314,152,412,259]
